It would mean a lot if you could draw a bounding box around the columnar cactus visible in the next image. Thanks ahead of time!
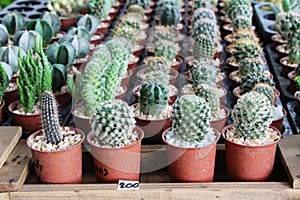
[41,11,61,35]
[0,62,12,100]
[225,0,251,21]
[193,83,220,113]
[91,100,137,148]
[172,95,212,142]
[231,38,263,62]
[67,26,91,43]
[194,34,215,60]
[13,30,42,51]
[232,16,252,32]
[192,8,216,27]
[252,83,275,105]
[58,34,90,58]
[240,73,275,95]
[26,19,54,45]
[45,42,76,68]
[0,25,8,46]
[232,91,272,139]
[0,46,26,73]
[41,91,62,145]
[160,4,181,26]
[2,12,26,35]
[145,56,170,75]
[238,57,265,77]
[154,39,178,61]
[77,14,100,36]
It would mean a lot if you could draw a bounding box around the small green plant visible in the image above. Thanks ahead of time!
[145,56,170,75]
[0,46,26,73]
[130,0,150,9]
[238,57,265,77]
[232,16,252,32]
[192,8,216,27]
[231,38,263,62]
[191,19,219,47]
[13,30,42,51]
[67,27,91,43]
[88,0,112,20]
[41,11,61,35]
[47,0,85,18]
[154,39,178,61]
[224,0,251,21]
[0,62,12,100]
[295,75,300,90]
[77,14,100,36]
[127,5,145,17]
[251,83,275,105]
[230,4,253,20]
[194,34,215,60]
[2,12,26,35]
[160,4,181,26]
[0,25,8,46]
[26,19,54,46]
[58,35,90,58]
[51,64,68,93]
[45,42,76,67]
[193,83,219,113]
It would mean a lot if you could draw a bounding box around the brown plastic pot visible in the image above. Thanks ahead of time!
[8,100,42,132]
[0,100,4,124]
[270,107,287,132]
[210,105,230,132]
[3,87,18,107]
[222,124,281,181]
[60,17,77,30]
[27,127,84,183]
[71,103,92,135]
[55,92,72,108]
[121,69,133,88]
[162,128,220,182]
[87,127,144,182]
[95,22,110,37]
[280,56,298,78]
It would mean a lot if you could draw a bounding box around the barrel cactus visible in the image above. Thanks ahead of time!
[232,91,272,139]
[154,39,178,61]
[45,42,76,67]
[67,26,91,43]
[0,25,9,46]
[91,100,138,148]
[129,0,150,9]
[41,11,61,35]
[143,71,169,85]
[225,0,251,21]
[191,19,219,47]
[77,14,100,36]
[52,64,68,93]
[231,38,263,62]
[2,12,26,35]
[152,26,179,43]
[160,4,181,26]
[230,4,253,21]
[238,57,265,77]
[13,30,42,51]
[193,83,220,113]
[193,0,214,10]
[145,56,170,75]
[240,73,275,95]
[192,8,216,27]
[58,34,90,58]
[26,19,54,45]
[194,34,215,60]
[0,46,26,73]
[232,16,252,32]
[252,83,275,105]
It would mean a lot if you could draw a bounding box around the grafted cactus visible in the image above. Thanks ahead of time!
[193,83,219,113]
[238,57,265,77]
[0,62,12,100]
[232,38,263,62]
[194,34,215,60]
[91,100,137,148]
[172,95,212,142]
[232,91,272,139]
[0,25,9,46]
[41,11,61,35]
[58,34,90,58]
[26,19,54,45]
[41,91,62,144]
[45,42,76,67]
[232,16,252,32]
[145,56,170,75]
[2,12,26,35]
[67,26,91,43]
[154,39,178,61]
[0,46,26,73]
[240,73,275,95]
[77,14,100,36]
[252,83,275,105]
[192,8,216,27]
[13,30,42,51]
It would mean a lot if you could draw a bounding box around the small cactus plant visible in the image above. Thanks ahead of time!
[0,46,26,73]
[13,30,42,51]
[194,34,215,60]
[240,73,275,95]
[143,70,169,85]
[238,57,265,77]
[67,26,91,43]
[41,11,61,35]
[26,19,54,46]
[193,83,220,113]
[113,25,138,51]
[145,56,170,75]
[229,4,253,21]
[2,12,26,35]
[154,39,178,61]
[160,4,181,26]
[225,0,251,21]
[251,83,275,105]
[127,5,145,17]
[192,8,216,27]
[232,91,272,139]
[288,43,300,63]
[88,0,112,20]
[77,14,100,36]
[58,34,90,58]
[191,19,219,47]
[0,62,12,101]
[130,0,150,9]
[0,25,9,46]
[45,42,76,68]
[231,38,263,62]
[47,0,85,18]
[51,64,67,93]
[232,16,253,32]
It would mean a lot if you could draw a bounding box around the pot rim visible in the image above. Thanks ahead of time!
[132,103,171,122]
[8,100,41,117]
[210,105,230,123]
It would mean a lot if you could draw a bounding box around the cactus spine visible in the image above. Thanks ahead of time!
[240,73,275,95]
[192,8,216,27]
[232,16,252,32]
[252,83,275,105]
[154,39,178,61]
[145,56,170,75]
[238,58,265,77]
[193,83,220,113]
[160,4,181,26]
[232,38,263,62]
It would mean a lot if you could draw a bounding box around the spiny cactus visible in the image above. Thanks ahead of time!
[0,25,8,46]
[41,11,61,35]
[229,4,253,21]
[26,19,54,46]
[232,91,272,139]
[194,34,215,60]
[143,70,169,85]
[152,26,179,43]
[0,62,12,100]
[232,29,257,41]
[225,0,251,21]
[231,38,263,62]
[172,94,212,143]
[58,34,90,58]
[193,83,220,113]
[240,73,275,95]
[145,56,170,75]
[113,25,138,51]
[47,0,84,18]
[13,30,42,51]
[252,83,275,105]
[238,57,265,77]
[67,26,91,43]
[41,91,62,145]
[154,39,178,61]
[192,8,216,27]
[2,12,26,35]
[119,14,143,31]
[91,100,137,148]
[130,0,150,9]
[193,0,214,10]
[52,64,67,93]
[160,4,181,26]
[127,5,145,17]
[232,16,252,32]
[89,0,112,20]
[274,11,300,40]
[77,14,100,36]
[288,43,300,63]
[0,46,26,73]
[191,19,219,47]
[45,42,76,68]
[139,81,168,116]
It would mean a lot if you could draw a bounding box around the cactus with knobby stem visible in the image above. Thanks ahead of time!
[274,11,300,40]
[47,0,85,18]
[2,12,26,35]
[143,70,169,85]
[13,30,42,51]
[0,62,12,101]
[191,19,219,47]
[240,73,275,95]
[192,8,216,27]
[230,4,253,21]
[232,91,272,139]
[0,46,26,73]
[130,0,150,9]
[89,0,112,20]
[26,19,54,46]
[127,5,145,18]
[172,94,212,143]
[193,83,220,113]
[119,14,143,31]
[67,26,91,43]
[52,64,67,93]
[0,25,9,46]
[152,25,179,43]
[145,56,170,75]
[160,4,181,27]
[225,0,251,20]
[231,38,263,62]
[154,39,178,61]
[45,42,76,68]
[58,34,90,58]
[238,57,265,77]
[232,16,252,32]
[252,83,275,105]
[77,14,100,36]
[41,91,62,144]
[194,34,215,60]
[16,37,52,113]
[91,100,137,148]
[41,11,61,35]
[139,81,169,116]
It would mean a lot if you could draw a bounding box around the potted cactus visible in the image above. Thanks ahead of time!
[162,94,220,182]
[0,62,12,124]
[26,19,54,46]
[27,91,84,183]
[222,91,281,181]
[0,25,9,46]
[2,12,26,35]
[87,99,144,182]
[13,30,42,51]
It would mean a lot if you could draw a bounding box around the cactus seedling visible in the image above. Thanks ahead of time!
[67,26,91,43]
[2,12,26,35]
[26,19,54,46]
[0,25,9,46]
[58,34,90,58]
[0,46,26,73]
[45,42,76,68]
[41,11,61,35]
[77,14,100,36]
[13,30,42,51]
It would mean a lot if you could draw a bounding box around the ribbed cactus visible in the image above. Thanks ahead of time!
[238,57,265,77]
[194,34,215,60]
[89,0,111,20]
[192,8,216,27]
[45,42,76,67]
[154,39,178,61]
[191,19,219,47]
[232,29,256,41]
[139,81,168,116]
[0,25,8,46]
[0,62,12,100]
[160,4,181,26]
[77,14,100,36]
[232,16,252,32]
[119,14,143,31]
[52,64,67,93]
[229,4,253,21]
[225,0,251,21]
[91,100,137,148]
[193,83,220,113]
[274,11,299,40]
[193,0,214,10]
[172,95,212,142]
[47,0,84,18]
[145,56,170,75]
[127,5,145,17]
[252,83,275,105]
[295,76,300,90]
[13,30,42,51]
[143,70,169,85]
[26,19,54,46]
[232,38,263,62]
[288,44,300,63]
[67,26,91,43]
[130,0,150,9]
[113,25,138,51]
[2,12,26,35]
[0,46,26,73]
[240,73,275,95]
[58,34,90,58]
[41,11,61,35]
[232,91,272,139]
[152,26,179,43]
[41,91,62,145]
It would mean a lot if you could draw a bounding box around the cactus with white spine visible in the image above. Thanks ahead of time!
[191,19,219,47]
[2,12,26,35]
[193,83,220,113]
[0,62,12,101]
[225,0,251,21]
[252,83,275,105]
[89,0,112,20]
[77,14,100,36]
[152,25,179,43]
[143,71,169,85]
[113,25,138,52]
[194,34,215,60]
[231,38,263,62]
[238,57,265,77]
[193,0,214,10]
[240,73,275,95]
[154,39,178,61]
[232,16,252,32]
[127,5,145,18]
[192,8,216,27]
[130,0,150,9]
[13,30,42,51]
[232,91,272,139]
[230,5,253,20]
[47,0,84,18]
[160,4,181,26]
[0,25,8,46]
[145,56,170,75]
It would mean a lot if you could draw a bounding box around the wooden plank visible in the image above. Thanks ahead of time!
[0,193,10,200]
[0,140,32,192]
[278,135,300,189]
[0,127,22,169]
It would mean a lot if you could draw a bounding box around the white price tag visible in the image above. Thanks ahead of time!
[117,180,140,190]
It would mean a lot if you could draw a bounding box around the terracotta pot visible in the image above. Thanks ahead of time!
[127,55,139,70]
[90,33,104,46]
[271,34,287,51]
[210,105,230,132]
[162,128,220,182]
[60,17,77,30]
[275,44,288,60]
[121,69,133,88]
[0,100,4,125]
[3,87,18,107]
[55,92,72,108]
[27,127,84,183]
[87,127,144,182]
[136,68,178,85]
[280,56,298,78]
[222,124,281,181]
[270,107,287,132]
[115,85,127,101]
[8,100,42,132]
[95,22,110,37]
[71,104,92,135]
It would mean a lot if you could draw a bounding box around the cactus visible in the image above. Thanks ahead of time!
[143,71,169,85]
[193,0,214,10]
[26,19,54,46]
[58,34,90,58]
[119,14,143,31]
[191,19,219,47]
[13,30,42,51]
[231,38,263,62]
[139,81,168,116]
[2,12,26,35]
[152,25,179,43]
[45,42,76,68]
[193,83,220,113]
[232,28,257,40]
[274,11,300,40]
[194,34,215,60]
[67,26,91,43]
[238,57,265,77]
[127,5,145,17]
[172,94,212,143]
[0,62,12,100]
[154,39,178,61]
[288,43,300,63]
[231,5,253,20]
[192,8,216,27]
[47,0,85,18]
[295,76,300,90]
[232,16,252,32]
[91,100,137,148]
[240,73,275,95]
[0,25,9,46]
[0,46,26,73]
[232,91,272,139]
[225,0,251,21]
[252,83,275,105]
[160,4,181,26]
[89,0,112,20]
[113,25,138,51]
[41,91,62,144]
[77,14,100,36]
[41,11,61,35]
[145,56,170,75]
[130,0,150,9]
[52,64,67,93]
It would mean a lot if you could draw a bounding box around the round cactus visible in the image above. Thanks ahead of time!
[51,64,68,93]
[240,73,275,95]
[77,14,100,36]
[191,19,219,47]
[0,46,26,73]
[26,19,54,46]
[2,12,26,35]
[274,11,300,40]
[232,29,256,40]
[127,5,145,17]
[113,25,138,51]
[152,25,179,43]
[13,30,42,51]
[154,39,178,61]
[225,0,251,21]
[229,4,253,21]
[232,16,252,32]
[232,91,272,139]
[193,0,214,10]
[41,11,61,35]
[252,83,275,105]
[192,8,216,27]
[145,56,170,75]
[232,38,263,62]
[194,34,215,60]
[160,4,181,26]
[119,14,143,30]
[45,42,76,67]
[288,45,300,64]
[238,57,265,77]
[0,25,9,46]
[89,0,111,20]
[67,26,91,42]
[193,83,220,113]
[58,34,90,58]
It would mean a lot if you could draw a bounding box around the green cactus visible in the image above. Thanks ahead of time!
[145,56,170,75]
[231,38,263,62]
[41,91,62,144]
[58,34,90,58]
[152,26,179,43]
[238,57,265,77]
[193,83,220,113]
[192,8,216,27]
[232,29,256,40]
[0,46,26,73]
[240,73,275,95]
[89,0,112,20]
[160,4,181,26]
[295,76,300,90]
[229,4,253,20]
[26,19,54,46]
[47,0,85,18]
[191,19,219,47]
[295,65,300,76]
[45,42,76,68]
[67,26,91,43]
[154,39,178,61]
[13,30,42,51]
[113,25,138,52]
[288,42,300,63]
[91,99,137,148]
[52,64,67,93]
[119,14,143,31]
[225,0,251,21]
[172,94,212,143]
[193,0,214,10]
[0,25,8,46]
[143,70,169,85]
[127,5,145,17]
[252,83,275,105]
[130,0,150,9]
[232,91,272,139]
[41,11,61,35]
[232,16,252,32]
[274,11,300,40]
[0,62,12,100]
[2,12,26,35]
[77,14,100,36]
[194,34,215,60]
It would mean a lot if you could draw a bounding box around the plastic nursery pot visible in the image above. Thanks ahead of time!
[0,100,4,125]
[270,107,287,132]
[287,71,297,94]
[8,100,42,132]
[115,85,127,101]
[71,103,92,135]
[127,55,139,70]
[90,33,104,46]
[87,127,144,182]
[210,105,230,133]
[27,127,85,183]
[280,56,298,78]
[271,34,287,51]
[3,87,18,108]
[121,69,133,88]
[162,128,220,182]
[60,17,77,30]
[222,124,281,181]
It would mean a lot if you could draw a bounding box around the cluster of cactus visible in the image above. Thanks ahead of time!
[89,0,112,20]
[0,25,9,46]
[192,8,216,27]
[2,12,26,35]
[58,34,90,58]
[41,11,61,36]
[154,39,178,61]
[130,0,150,9]
[91,100,137,148]
[238,57,265,77]
[0,62,12,100]
[193,83,220,113]
[240,73,275,95]
[0,46,26,73]
[145,56,170,75]
[231,38,263,62]
[194,34,215,60]
[41,91,62,144]
[77,14,100,36]
[47,0,85,18]
[172,94,212,143]
[16,37,52,113]
[13,30,42,51]
[232,91,272,139]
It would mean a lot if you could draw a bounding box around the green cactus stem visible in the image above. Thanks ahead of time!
[145,56,170,75]
[192,8,216,27]
[193,83,220,113]
[0,25,9,46]
[229,4,253,21]
[130,0,150,9]
[0,62,12,100]
[2,12,26,35]
[191,19,219,47]
[160,4,181,26]
[240,73,275,95]
[26,19,54,46]
[252,83,275,105]
[0,46,26,73]
[67,26,91,43]
[232,38,263,62]
[194,34,215,60]
[77,14,100,36]
[238,57,265,77]
[88,0,112,20]
[13,30,42,51]
[154,39,178,61]
[45,42,76,68]
[232,16,252,32]
[41,11,61,35]
[58,34,90,58]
